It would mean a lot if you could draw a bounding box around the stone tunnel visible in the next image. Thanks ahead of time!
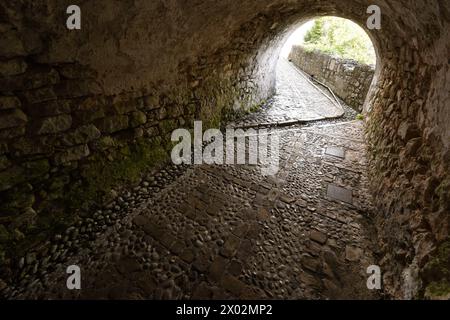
[0,0,449,299]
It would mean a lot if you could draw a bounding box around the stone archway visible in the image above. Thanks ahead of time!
[0,1,448,299]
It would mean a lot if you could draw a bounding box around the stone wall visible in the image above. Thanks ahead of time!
[0,1,281,280]
[0,0,449,299]
[289,46,375,112]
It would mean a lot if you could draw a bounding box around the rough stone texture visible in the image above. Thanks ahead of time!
[231,58,344,127]
[3,116,381,300]
[0,0,449,299]
[289,46,375,111]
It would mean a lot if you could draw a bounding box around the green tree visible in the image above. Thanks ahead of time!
[304,19,324,44]
[303,17,376,65]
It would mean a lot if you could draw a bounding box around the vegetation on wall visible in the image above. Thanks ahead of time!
[303,17,376,65]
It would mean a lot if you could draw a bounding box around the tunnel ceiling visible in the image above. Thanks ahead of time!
[1,1,446,90]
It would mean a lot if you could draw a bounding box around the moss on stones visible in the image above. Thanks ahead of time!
[249,103,263,113]
[0,184,35,215]
[64,138,169,210]
[422,240,450,299]
[0,137,170,263]
[0,165,26,192]
[159,119,179,135]
[425,280,450,300]
[130,111,148,127]
[0,225,10,243]
[22,159,50,179]
[436,178,450,210]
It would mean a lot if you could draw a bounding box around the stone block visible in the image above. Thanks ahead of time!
[23,87,57,104]
[327,184,353,204]
[191,282,213,299]
[168,104,184,117]
[0,166,26,192]
[130,111,147,127]
[221,234,241,258]
[24,69,60,89]
[0,59,27,77]
[221,275,245,296]
[55,80,101,98]
[157,107,168,120]
[180,249,195,263]
[22,159,50,179]
[143,95,159,110]
[112,100,137,115]
[228,260,243,276]
[310,230,328,245]
[35,114,72,134]
[303,257,322,274]
[325,146,345,159]
[12,137,52,156]
[397,121,420,141]
[57,64,96,79]
[193,253,211,272]
[116,257,142,274]
[73,98,106,123]
[55,144,90,164]
[209,255,228,282]
[0,96,21,110]
[26,100,71,117]
[404,138,422,157]
[61,124,101,146]
[10,207,37,230]
[96,115,129,134]
[0,183,35,213]
[0,156,11,171]
[0,30,26,58]
[0,109,27,130]
[158,119,178,134]
[0,127,26,141]
[0,225,10,243]
[345,245,363,262]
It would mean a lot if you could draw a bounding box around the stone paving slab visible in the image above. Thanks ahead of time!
[325,146,346,159]
[327,184,353,204]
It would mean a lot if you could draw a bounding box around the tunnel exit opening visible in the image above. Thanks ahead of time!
[276,16,378,117]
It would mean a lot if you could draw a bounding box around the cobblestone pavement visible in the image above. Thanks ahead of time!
[232,59,345,127]
[3,63,381,300]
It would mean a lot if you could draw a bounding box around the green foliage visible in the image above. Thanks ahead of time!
[0,225,10,244]
[303,17,376,65]
[246,102,264,115]
[356,114,365,121]
[304,18,324,44]
[423,240,450,299]
[65,138,168,210]
[425,280,450,299]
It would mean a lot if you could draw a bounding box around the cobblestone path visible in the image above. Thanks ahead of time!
[4,61,380,300]
[232,59,344,127]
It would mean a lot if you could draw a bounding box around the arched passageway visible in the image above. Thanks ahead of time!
[0,1,448,299]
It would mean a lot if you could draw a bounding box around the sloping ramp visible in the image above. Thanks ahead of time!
[233,58,344,127]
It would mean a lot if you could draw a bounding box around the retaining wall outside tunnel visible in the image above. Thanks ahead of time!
[289,46,375,112]
[0,0,449,299]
